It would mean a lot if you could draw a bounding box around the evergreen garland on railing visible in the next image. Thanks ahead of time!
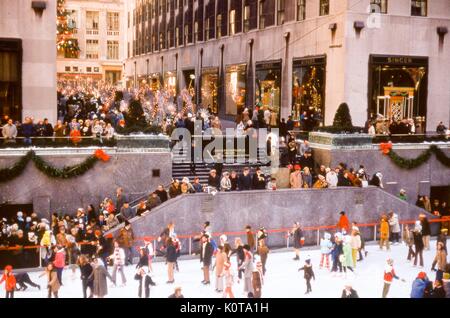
[0,150,109,183]
[382,143,450,170]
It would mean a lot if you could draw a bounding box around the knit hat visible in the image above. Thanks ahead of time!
[417,272,427,280]
[17,211,23,217]
[4,265,12,271]
[294,165,301,171]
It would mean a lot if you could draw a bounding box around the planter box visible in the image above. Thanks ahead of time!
[115,134,170,149]
[309,132,373,147]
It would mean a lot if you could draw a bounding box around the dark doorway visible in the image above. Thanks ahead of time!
[0,39,22,122]
[0,203,33,223]
[431,186,450,205]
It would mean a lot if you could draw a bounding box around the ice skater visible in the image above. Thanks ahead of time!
[222,262,234,298]
[319,232,332,270]
[382,258,405,298]
[0,265,16,298]
[15,272,40,291]
[298,256,315,294]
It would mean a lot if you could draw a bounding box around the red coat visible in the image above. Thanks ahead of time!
[337,215,350,233]
[54,250,66,268]
[0,273,16,292]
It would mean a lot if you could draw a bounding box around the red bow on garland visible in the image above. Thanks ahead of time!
[94,149,110,162]
[379,142,393,155]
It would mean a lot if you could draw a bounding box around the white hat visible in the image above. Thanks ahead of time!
[26,217,32,222]
[41,218,49,224]
[17,211,23,217]
[219,234,228,242]
[187,113,193,118]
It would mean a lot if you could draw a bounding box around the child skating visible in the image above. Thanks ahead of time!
[298,256,315,294]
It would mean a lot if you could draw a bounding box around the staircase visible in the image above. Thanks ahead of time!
[171,146,272,185]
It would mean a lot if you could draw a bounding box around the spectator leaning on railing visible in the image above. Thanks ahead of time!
[2,119,18,143]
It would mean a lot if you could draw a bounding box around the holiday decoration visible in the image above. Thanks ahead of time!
[0,149,109,183]
[379,142,393,155]
[332,103,353,131]
[385,145,450,170]
[56,0,80,56]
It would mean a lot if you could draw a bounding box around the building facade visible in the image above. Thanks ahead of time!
[124,0,450,131]
[0,0,57,123]
[56,0,127,86]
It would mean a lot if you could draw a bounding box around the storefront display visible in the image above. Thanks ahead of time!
[164,71,177,97]
[225,64,246,117]
[149,73,161,91]
[369,55,428,131]
[292,56,326,125]
[255,60,281,127]
[201,67,219,114]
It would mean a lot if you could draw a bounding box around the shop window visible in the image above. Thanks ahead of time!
[201,68,219,114]
[94,67,99,73]
[319,0,329,16]
[194,22,199,42]
[225,64,247,117]
[411,0,427,17]
[292,56,326,129]
[297,0,305,21]
[370,0,388,14]
[255,61,282,127]
[369,55,428,133]
[0,41,22,121]
[86,11,99,34]
[277,0,285,25]
[164,71,177,97]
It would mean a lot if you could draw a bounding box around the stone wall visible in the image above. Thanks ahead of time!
[0,149,172,218]
[108,186,437,253]
[312,144,450,205]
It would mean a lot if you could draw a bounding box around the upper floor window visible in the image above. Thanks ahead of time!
[107,40,119,60]
[297,0,305,21]
[244,5,251,32]
[176,27,180,46]
[107,12,120,32]
[205,18,211,40]
[319,0,329,16]
[86,11,99,30]
[184,24,189,45]
[259,1,265,29]
[411,0,427,16]
[229,10,236,35]
[86,39,99,59]
[67,10,77,30]
[194,22,199,42]
[277,0,285,25]
[216,14,222,38]
[370,0,388,14]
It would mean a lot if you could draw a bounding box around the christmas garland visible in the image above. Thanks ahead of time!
[380,143,450,170]
[0,150,109,183]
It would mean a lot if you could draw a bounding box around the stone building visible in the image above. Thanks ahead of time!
[0,0,57,123]
[124,0,450,131]
[56,0,127,85]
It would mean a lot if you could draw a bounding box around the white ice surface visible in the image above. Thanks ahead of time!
[14,240,441,298]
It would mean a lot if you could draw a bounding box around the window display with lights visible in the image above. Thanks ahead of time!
[225,64,246,117]
[255,60,281,127]
[369,55,428,133]
[201,67,219,114]
[164,71,177,97]
[149,73,161,91]
[292,56,326,125]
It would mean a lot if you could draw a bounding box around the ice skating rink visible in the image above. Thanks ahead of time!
[15,240,440,298]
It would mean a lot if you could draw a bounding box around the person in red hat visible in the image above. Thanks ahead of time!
[0,265,16,298]
[411,271,431,298]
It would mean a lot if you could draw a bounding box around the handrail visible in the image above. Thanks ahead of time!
[2,217,448,252]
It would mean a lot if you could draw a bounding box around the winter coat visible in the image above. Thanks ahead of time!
[320,238,332,254]
[252,271,262,298]
[350,235,361,250]
[380,220,389,239]
[431,286,446,298]
[342,244,353,267]
[292,227,304,249]
[246,231,255,250]
[166,244,177,263]
[2,124,17,139]
[326,172,338,188]
[289,171,303,189]
[337,215,350,233]
[299,264,315,280]
[215,251,226,276]
[54,249,66,268]
[89,264,113,298]
[257,245,269,265]
[46,269,61,292]
[411,278,429,298]
[79,263,93,281]
[413,231,424,251]
[155,189,168,203]
[241,252,254,278]
[110,247,125,266]
[402,228,414,247]
[238,174,252,190]
[0,273,16,291]
[433,250,447,271]
[383,265,398,284]
[117,227,134,248]
[421,218,431,236]
[200,242,214,267]
[388,213,401,233]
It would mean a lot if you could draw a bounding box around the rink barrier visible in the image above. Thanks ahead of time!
[0,217,447,268]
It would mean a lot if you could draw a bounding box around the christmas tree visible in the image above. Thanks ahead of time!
[56,0,80,56]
